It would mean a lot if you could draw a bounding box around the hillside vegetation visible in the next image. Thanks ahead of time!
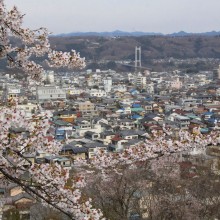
[49,35,220,62]
[2,35,220,72]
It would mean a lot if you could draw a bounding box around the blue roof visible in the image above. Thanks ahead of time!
[204,112,214,115]
[56,130,65,135]
[208,118,216,123]
[131,114,142,119]
[200,128,209,133]
[145,97,153,101]
[132,104,141,108]
[129,89,136,92]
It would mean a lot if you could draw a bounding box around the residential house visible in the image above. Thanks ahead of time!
[179,98,199,107]
[17,103,38,118]
[84,131,100,140]
[61,144,87,160]
[53,109,78,123]
[110,135,128,152]
[74,118,102,137]
[44,156,71,167]
[119,130,139,140]
[168,113,190,130]
[118,119,135,130]
[143,102,153,113]
[99,131,116,145]
[52,120,73,140]
[82,141,107,159]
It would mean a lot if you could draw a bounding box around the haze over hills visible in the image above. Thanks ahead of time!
[2,34,220,73]
[56,30,220,37]
[49,35,220,62]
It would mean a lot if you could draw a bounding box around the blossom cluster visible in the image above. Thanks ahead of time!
[0,0,85,82]
[0,104,104,220]
[83,129,220,171]
[1,1,220,220]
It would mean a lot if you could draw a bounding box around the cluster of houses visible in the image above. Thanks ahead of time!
[1,67,220,218]
[1,69,220,164]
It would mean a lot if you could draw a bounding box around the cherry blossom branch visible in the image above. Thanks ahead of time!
[0,167,74,219]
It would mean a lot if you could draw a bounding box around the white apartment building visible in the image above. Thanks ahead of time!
[43,71,55,84]
[89,89,107,97]
[17,103,38,119]
[128,73,135,83]
[135,72,146,89]
[6,85,21,99]
[146,83,155,94]
[36,86,66,102]
[103,77,112,93]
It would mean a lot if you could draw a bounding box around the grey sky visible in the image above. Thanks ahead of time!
[5,0,220,34]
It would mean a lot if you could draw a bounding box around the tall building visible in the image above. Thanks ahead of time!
[213,65,220,80]
[43,71,55,84]
[135,46,141,72]
[135,72,146,89]
[146,82,154,94]
[47,71,55,84]
[103,76,112,93]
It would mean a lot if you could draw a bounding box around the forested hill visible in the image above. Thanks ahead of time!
[49,35,220,62]
[1,35,220,72]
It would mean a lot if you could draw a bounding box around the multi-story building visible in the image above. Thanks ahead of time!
[89,89,107,97]
[168,113,190,130]
[103,76,112,93]
[36,86,66,103]
[170,77,182,90]
[146,82,155,94]
[77,101,99,119]
[5,85,21,99]
[43,71,55,84]
[135,72,146,89]
[213,65,220,80]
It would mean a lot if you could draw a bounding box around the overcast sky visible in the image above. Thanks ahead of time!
[5,0,220,34]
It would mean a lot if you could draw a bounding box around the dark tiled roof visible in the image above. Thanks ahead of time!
[101,131,115,136]
[120,130,138,136]
[85,142,105,148]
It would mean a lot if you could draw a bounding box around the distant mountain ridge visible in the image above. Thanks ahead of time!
[56,30,220,37]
